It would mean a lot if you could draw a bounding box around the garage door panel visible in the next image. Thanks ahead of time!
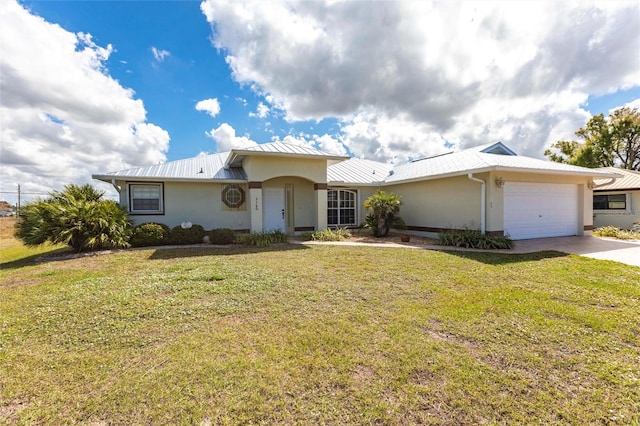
[504,183,578,240]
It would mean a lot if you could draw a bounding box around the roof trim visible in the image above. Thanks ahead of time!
[378,165,620,186]
[594,187,640,192]
[225,142,349,167]
[92,174,248,184]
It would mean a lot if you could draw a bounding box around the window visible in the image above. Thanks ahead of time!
[328,189,357,226]
[594,193,627,210]
[128,183,163,214]
[222,184,246,211]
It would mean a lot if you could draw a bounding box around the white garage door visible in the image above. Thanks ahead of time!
[504,182,579,240]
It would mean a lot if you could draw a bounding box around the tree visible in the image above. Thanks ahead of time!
[363,190,404,237]
[544,107,640,170]
[15,184,131,252]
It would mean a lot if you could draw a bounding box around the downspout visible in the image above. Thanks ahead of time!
[467,173,486,234]
[590,177,617,189]
[111,179,122,193]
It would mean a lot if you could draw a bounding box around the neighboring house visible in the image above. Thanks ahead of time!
[93,141,617,240]
[593,167,640,230]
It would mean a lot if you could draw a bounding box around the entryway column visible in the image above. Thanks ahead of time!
[314,183,328,231]
[249,181,263,233]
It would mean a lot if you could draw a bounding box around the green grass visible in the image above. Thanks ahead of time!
[1,238,639,424]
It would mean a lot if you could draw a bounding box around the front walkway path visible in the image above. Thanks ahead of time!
[296,236,640,268]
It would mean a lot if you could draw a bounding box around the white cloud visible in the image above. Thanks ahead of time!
[620,98,640,112]
[0,0,169,202]
[315,134,347,156]
[195,98,221,117]
[201,0,640,161]
[151,46,170,62]
[249,102,270,118]
[206,123,258,151]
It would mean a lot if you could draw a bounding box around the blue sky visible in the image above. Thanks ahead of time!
[1,0,639,203]
[18,0,343,161]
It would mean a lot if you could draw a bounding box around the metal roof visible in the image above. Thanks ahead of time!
[594,167,640,191]
[93,141,621,186]
[92,152,246,182]
[226,142,349,167]
[328,159,393,185]
[385,150,618,184]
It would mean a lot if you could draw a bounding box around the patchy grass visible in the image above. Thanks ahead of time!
[1,236,639,424]
[0,218,69,267]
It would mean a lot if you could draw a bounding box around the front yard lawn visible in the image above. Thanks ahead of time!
[1,241,639,424]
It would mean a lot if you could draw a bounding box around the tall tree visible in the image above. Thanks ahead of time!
[544,107,640,170]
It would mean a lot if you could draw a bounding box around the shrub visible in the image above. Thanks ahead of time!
[15,184,131,253]
[236,230,289,247]
[593,226,640,240]
[167,224,206,245]
[130,222,170,247]
[311,227,352,241]
[208,228,236,245]
[437,227,514,250]
[363,190,404,237]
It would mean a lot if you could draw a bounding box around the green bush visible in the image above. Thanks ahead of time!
[208,228,236,245]
[15,184,131,253]
[130,222,170,247]
[363,190,404,237]
[437,227,514,250]
[236,230,289,247]
[311,227,352,241]
[168,224,206,245]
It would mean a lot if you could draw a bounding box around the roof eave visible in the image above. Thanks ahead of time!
[92,174,248,184]
[491,166,621,178]
[594,187,640,192]
[226,150,349,167]
[328,181,387,187]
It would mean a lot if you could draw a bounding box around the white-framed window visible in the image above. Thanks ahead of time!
[128,183,164,214]
[594,193,628,211]
[328,189,357,226]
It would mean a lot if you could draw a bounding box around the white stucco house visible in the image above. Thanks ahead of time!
[92,141,618,240]
[593,167,640,230]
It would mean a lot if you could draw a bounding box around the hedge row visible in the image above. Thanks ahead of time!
[129,223,288,248]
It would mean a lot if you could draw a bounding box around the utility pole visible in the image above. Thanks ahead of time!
[17,184,20,217]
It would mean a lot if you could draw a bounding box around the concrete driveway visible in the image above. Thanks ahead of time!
[512,236,640,267]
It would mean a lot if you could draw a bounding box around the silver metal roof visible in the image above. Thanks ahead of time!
[93,141,620,186]
[226,142,349,167]
[328,158,393,185]
[93,152,246,182]
[385,150,618,184]
[594,167,640,191]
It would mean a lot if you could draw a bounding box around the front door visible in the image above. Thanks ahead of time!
[263,188,285,231]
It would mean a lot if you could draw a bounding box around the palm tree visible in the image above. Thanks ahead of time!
[15,184,130,252]
[363,190,404,237]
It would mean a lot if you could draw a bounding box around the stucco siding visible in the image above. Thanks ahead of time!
[126,181,250,230]
[244,157,327,183]
[386,176,482,233]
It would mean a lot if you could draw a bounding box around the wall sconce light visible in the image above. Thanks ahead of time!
[495,177,505,188]
[587,181,595,190]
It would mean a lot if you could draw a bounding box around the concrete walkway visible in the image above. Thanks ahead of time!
[511,236,640,267]
[299,236,640,267]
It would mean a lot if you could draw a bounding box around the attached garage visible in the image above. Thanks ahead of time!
[503,182,579,240]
